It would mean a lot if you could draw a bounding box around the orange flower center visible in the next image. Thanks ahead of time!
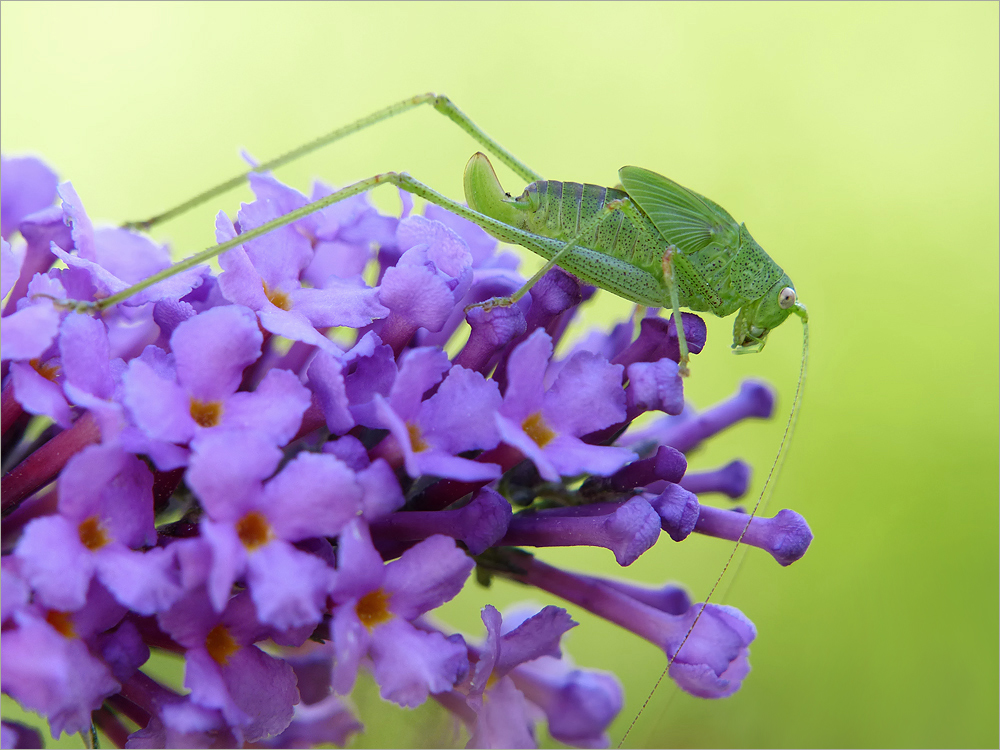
[236,511,273,551]
[45,610,77,638]
[205,623,240,665]
[263,281,291,311]
[78,515,110,550]
[407,422,429,452]
[355,589,393,630]
[522,411,556,447]
[189,397,223,427]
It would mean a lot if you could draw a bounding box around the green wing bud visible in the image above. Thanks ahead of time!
[618,166,739,254]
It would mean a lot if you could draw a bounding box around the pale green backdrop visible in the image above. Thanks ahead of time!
[2,2,997,748]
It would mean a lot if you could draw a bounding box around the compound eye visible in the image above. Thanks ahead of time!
[778,286,796,309]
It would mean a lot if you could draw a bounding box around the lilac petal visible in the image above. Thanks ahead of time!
[331,604,370,695]
[217,219,271,310]
[2,612,119,739]
[544,351,626,436]
[306,239,370,283]
[343,332,397,427]
[57,182,95,260]
[58,444,155,547]
[237,193,314,282]
[199,521,249,612]
[172,305,262,402]
[388,347,451,418]
[544,434,636,478]
[184,647,253,730]
[378,261,455,332]
[222,367,310,445]
[500,328,552,421]
[258,304,343,353]
[467,675,535,749]
[59,312,113,399]
[332,519,385,601]
[307,351,354,435]
[372,394,422,478]
[383,535,475,620]
[397,216,474,283]
[669,650,751,699]
[96,546,183,615]
[152,298,197,341]
[247,542,332,629]
[415,450,503,483]
[369,618,469,707]
[1,560,30,623]
[50,245,130,300]
[496,606,577,675]
[1,238,20,298]
[14,514,93,610]
[418,365,503,453]
[422,203,498,264]
[357,459,405,520]
[292,278,388,328]
[90,227,169,282]
[0,300,60,361]
[9,361,73,427]
[187,431,282,518]
[266,694,363,748]
[1,156,59,239]
[123,356,197,444]
[264,452,362,539]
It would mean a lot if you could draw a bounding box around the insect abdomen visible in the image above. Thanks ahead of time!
[519,180,664,277]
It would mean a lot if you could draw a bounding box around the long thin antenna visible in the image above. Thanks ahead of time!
[618,311,809,748]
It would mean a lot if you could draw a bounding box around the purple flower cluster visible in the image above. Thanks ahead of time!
[1,154,813,748]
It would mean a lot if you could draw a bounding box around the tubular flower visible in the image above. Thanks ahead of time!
[1,156,811,748]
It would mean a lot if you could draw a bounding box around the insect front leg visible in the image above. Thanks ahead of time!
[661,245,691,377]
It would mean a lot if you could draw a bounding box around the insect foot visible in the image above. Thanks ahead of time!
[1,154,812,749]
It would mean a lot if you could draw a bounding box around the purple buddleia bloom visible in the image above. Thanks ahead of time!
[1,154,813,747]
[497,329,635,482]
[329,519,473,707]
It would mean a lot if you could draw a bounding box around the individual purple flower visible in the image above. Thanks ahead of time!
[215,201,387,352]
[376,215,475,354]
[157,588,299,742]
[329,519,473,707]
[496,329,635,482]
[1,580,126,739]
[122,305,310,465]
[372,347,504,481]
[187,429,365,627]
[52,183,207,306]
[13,443,160,612]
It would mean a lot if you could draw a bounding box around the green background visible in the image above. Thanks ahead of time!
[2,2,997,747]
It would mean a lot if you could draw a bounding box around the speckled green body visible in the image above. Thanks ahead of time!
[464,153,801,351]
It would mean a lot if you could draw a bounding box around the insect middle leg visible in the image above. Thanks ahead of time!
[662,245,691,377]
